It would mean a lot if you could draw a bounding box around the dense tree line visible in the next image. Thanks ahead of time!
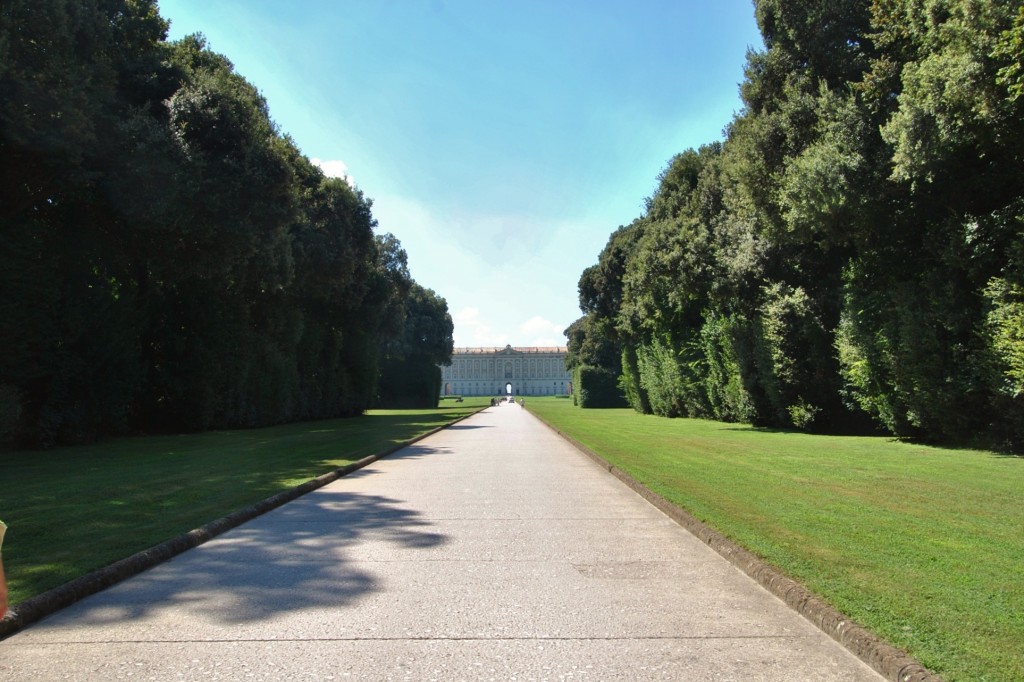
[0,0,452,448]
[568,0,1024,449]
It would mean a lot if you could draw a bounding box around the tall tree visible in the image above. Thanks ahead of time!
[0,0,170,445]
[571,0,1024,448]
[376,282,455,408]
[0,2,448,446]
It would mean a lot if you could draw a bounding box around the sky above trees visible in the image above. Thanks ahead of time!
[157,0,764,347]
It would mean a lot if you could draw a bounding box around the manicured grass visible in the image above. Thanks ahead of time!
[527,397,1024,682]
[0,399,490,606]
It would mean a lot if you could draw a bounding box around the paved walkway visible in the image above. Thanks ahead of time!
[1,404,882,680]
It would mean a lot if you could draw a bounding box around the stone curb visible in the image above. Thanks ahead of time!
[0,407,486,641]
[529,409,942,682]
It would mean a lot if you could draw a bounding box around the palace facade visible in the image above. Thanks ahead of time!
[440,345,572,397]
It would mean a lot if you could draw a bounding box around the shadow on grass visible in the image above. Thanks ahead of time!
[1,413,473,606]
[716,424,905,442]
[33,445,453,628]
[48,489,448,627]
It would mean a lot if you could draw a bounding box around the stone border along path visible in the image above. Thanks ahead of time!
[0,403,935,680]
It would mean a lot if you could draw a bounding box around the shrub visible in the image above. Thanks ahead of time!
[575,365,627,408]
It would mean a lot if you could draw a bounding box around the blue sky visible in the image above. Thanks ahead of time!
[158,1,764,348]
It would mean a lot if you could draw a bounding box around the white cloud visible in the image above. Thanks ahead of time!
[519,315,567,347]
[452,310,566,349]
[452,307,505,348]
[310,158,354,186]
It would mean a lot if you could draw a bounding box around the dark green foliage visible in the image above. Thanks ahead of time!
[0,1,451,447]
[564,314,620,374]
[697,313,757,424]
[377,359,443,409]
[0,0,166,446]
[634,336,707,418]
[375,279,454,409]
[574,365,627,409]
[568,0,1024,449]
[617,344,651,414]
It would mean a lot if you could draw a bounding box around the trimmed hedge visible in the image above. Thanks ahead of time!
[375,358,442,409]
[574,365,627,408]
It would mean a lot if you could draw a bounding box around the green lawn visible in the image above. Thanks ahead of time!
[0,399,489,606]
[527,397,1023,682]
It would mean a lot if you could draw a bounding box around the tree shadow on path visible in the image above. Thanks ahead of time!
[46,463,449,628]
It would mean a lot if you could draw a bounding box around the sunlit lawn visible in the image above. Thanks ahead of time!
[0,398,489,606]
[527,397,1024,682]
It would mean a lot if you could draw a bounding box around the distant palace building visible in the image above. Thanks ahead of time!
[440,345,572,396]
